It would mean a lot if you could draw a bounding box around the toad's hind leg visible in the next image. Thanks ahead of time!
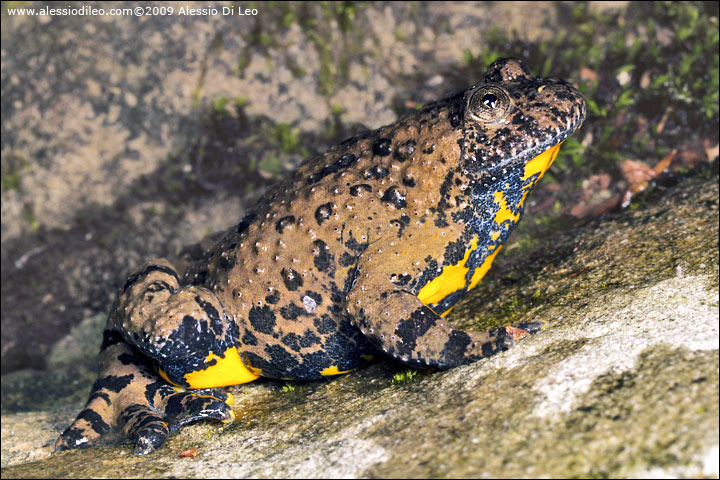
[57,259,245,455]
[111,259,255,388]
[346,269,542,369]
[56,329,234,454]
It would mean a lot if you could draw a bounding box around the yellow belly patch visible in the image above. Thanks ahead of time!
[417,236,479,306]
[320,365,353,376]
[168,347,260,388]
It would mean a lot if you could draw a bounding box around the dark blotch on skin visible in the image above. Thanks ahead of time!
[363,165,389,180]
[265,290,281,304]
[146,280,172,293]
[282,330,321,352]
[339,252,355,267]
[393,140,415,162]
[122,264,179,293]
[372,137,392,156]
[381,186,407,209]
[308,153,357,184]
[440,330,472,366]
[314,314,337,334]
[395,307,437,358]
[248,305,277,335]
[242,329,258,346]
[281,268,303,291]
[280,302,310,321]
[265,344,301,375]
[236,213,257,234]
[190,269,209,286]
[313,239,335,276]
[449,110,461,128]
[92,374,134,394]
[276,216,296,233]
[300,329,321,347]
[282,333,303,352]
[218,253,237,271]
[195,296,222,326]
[117,353,146,367]
[100,329,124,349]
[76,409,111,435]
[88,391,112,406]
[315,203,333,225]
[344,234,369,253]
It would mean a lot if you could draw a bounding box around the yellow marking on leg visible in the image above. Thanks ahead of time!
[223,410,236,424]
[440,306,455,317]
[320,365,353,376]
[184,347,260,388]
[468,245,503,290]
[516,190,531,208]
[158,368,183,387]
[417,237,479,306]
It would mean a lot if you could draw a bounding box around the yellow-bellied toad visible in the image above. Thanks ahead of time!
[57,59,586,455]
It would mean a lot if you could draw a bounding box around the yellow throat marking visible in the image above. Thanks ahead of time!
[522,142,563,182]
[415,142,564,315]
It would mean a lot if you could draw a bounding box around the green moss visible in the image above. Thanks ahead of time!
[235,96,249,108]
[391,369,418,384]
[1,171,20,192]
[258,153,282,176]
[212,96,230,112]
[269,123,308,156]
[21,203,39,232]
[1,153,26,192]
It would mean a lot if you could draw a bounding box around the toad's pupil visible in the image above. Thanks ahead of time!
[482,93,497,108]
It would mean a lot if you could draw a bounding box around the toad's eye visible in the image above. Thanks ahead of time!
[482,93,497,108]
[466,85,512,123]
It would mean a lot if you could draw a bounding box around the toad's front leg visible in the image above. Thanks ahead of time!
[345,249,541,369]
[56,259,246,455]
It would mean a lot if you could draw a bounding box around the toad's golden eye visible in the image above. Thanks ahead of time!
[466,85,512,123]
